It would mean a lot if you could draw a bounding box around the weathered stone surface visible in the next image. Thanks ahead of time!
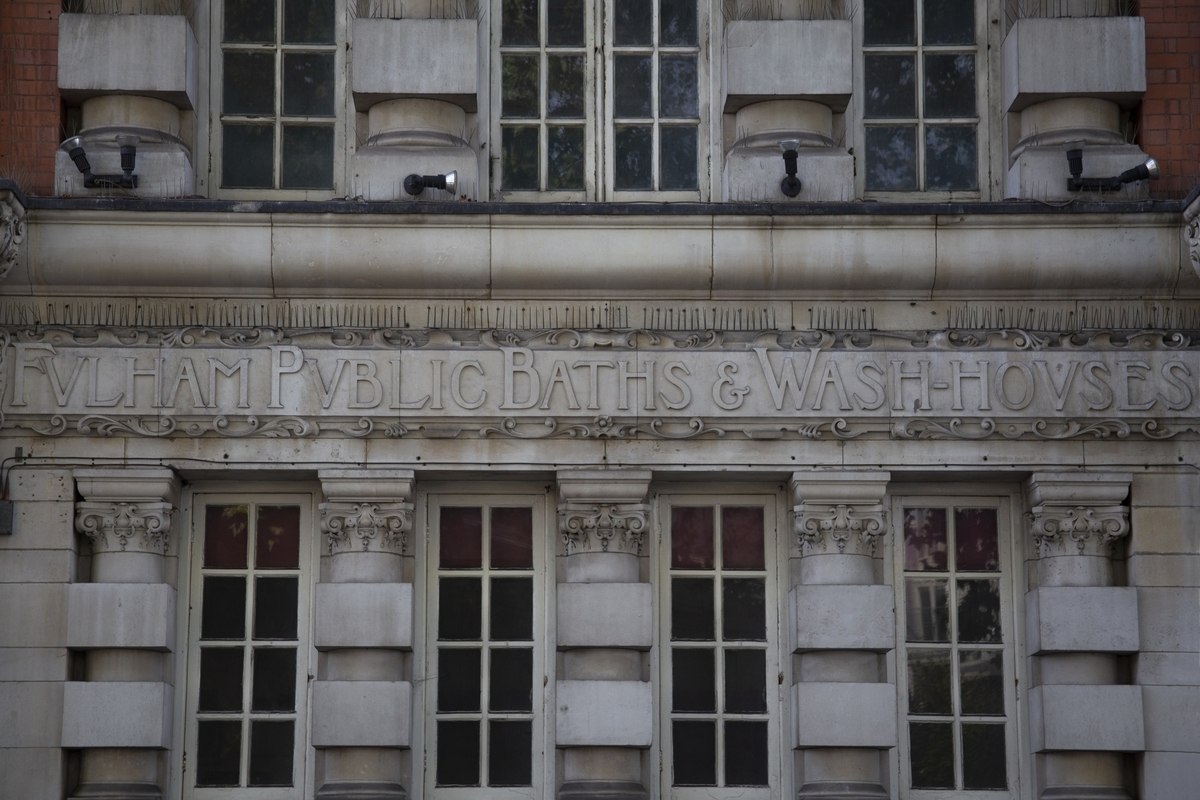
[1,502,75,551]
[1133,652,1200,686]
[0,648,69,682]
[555,680,653,747]
[61,681,171,748]
[791,584,895,652]
[1140,752,1200,800]
[724,21,853,111]
[0,683,64,747]
[1129,554,1200,587]
[314,583,413,650]
[0,747,66,800]
[1141,686,1200,752]
[1138,588,1200,652]
[66,583,175,650]
[351,19,478,111]
[57,13,198,107]
[0,585,66,647]
[792,682,897,748]
[1131,473,1200,507]
[1129,506,1200,555]
[557,583,652,649]
[310,681,412,747]
[1029,684,1144,752]
[5,470,72,503]
[1025,586,1139,654]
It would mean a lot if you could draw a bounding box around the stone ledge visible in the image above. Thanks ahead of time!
[66,583,175,651]
[558,583,652,649]
[1026,586,1139,654]
[792,682,897,749]
[314,582,413,650]
[556,680,653,747]
[311,680,412,748]
[791,584,895,652]
[61,681,172,748]
[1029,684,1144,753]
[724,20,852,112]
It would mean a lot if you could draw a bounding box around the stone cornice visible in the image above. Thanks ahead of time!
[1024,472,1132,559]
[791,472,891,558]
[318,469,415,556]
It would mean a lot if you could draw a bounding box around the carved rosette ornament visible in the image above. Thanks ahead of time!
[320,502,414,555]
[559,503,651,555]
[75,501,173,555]
[1026,505,1130,558]
[0,188,26,281]
[794,503,888,557]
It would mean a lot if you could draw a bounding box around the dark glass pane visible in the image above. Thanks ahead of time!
[614,56,652,118]
[440,577,482,640]
[955,508,998,571]
[725,721,768,786]
[438,648,481,712]
[256,505,300,569]
[671,577,714,641]
[865,55,915,118]
[548,126,585,190]
[724,649,766,713]
[248,720,293,786]
[661,0,697,45]
[225,0,274,43]
[283,53,335,116]
[491,507,533,568]
[865,125,917,191]
[924,54,976,117]
[864,0,914,44]
[206,505,248,568]
[672,721,716,786]
[224,51,275,116]
[503,54,540,119]
[906,649,951,715]
[502,0,539,45]
[615,126,652,190]
[252,647,296,712]
[723,578,766,641]
[548,0,585,45]
[924,0,974,44]
[659,55,697,118]
[909,721,954,789]
[548,55,586,119]
[489,648,533,712]
[491,577,533,641]
[722,506,764,570]
[904,507,948,571]
[672,506,714,569]
[284,0,334,43]
[441,507,483,569]
[201,576,246,640]
[437,720,480,786]
[962,723,1007,789]
[502,126,539,190]
[905,578,949,643]
[196,720,241,786]
[660,126,697,190]
[281,125,334,188]
[959,649,1004,715]
[614,0,652,45]
[199,648,244,712]
[489,721,533,786]
[957,579,1001,643]
[926,125,978,191]
[672,648,715,712]
[222,124,273,189]
[254,577,298,640]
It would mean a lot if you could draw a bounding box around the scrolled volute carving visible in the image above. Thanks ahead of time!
[320,501,413,555]
[794,503,888,557]
[1187,218,1200,279]
[0,188,26,281]
[75,501,173,555]
[559,502,651,555]
[1026,504,1130,558]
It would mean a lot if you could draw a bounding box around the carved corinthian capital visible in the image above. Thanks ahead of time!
[321,502,413,555]
[76,501,173,554]
[1024,472,1132,559]
[790,471,892,558]
[559,502,651,555]
[0,187,26,281]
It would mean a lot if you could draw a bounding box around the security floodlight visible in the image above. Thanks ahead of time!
[1065,144,1158,193]
[403,170,458,197]
[61,135,139,190]
[779,140,801,198]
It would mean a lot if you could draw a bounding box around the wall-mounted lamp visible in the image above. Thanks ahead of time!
[1065,141,1158,192]
[403,170,458,197]
[780,140,801,198]
[63,135,140,189]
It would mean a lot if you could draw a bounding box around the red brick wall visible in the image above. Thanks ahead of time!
[1140,0,1200,199]
[0,1,62,197]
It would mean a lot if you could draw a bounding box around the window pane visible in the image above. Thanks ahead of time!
[924,0,974,45]
[439,577,482,640]
[437,720,481,786]
[255,505,299,569]
[723,578,766,641]
[502,54,540,119]
[672,721,716,786]
[615,126,653,190]
[614,56,652,119]
[284,0,334,44]
[248,720,293,786]
[548,126,585,190]
[224,51,275,116]
[724,649,766,713]
[660,126,697,191]
[206,505,248,568]
[906,649,952,715]
[547,55,586,119]
[864,0,914,45]
[672,648,715,712]
[910,721,954,788]
[489,648,533,712]
[721,506,764,570]
[614,0,652,45]
[438,648,482,712]
[491,577,533,641]
[441,507,483,568]
[225,0,274,43]
[905,578,949,643]
[251,647,296,712]
[254,576,298,640]
[199,648,244,712]
[281,125,334,189]
[283,53,335,117]
[201,576,246,640]
[659,55,697,118]
[661,0,697,45]
[196,720,242,786]
[962,723,1007,789]
[671,577,714,641]
[671,506,714,569]
[222,124,274,189]
[548,0,584,45]
[502,126,540,190]
[725,721,768,786]
[904,507,948,571]
[865,125,917,191]
[865,55,916,118]
[925,125,978,191]
[491,507,533,568]
[957,578,1001,643]
[955,508,998,571]
[489,721,533,786]
[502,0,539,45]
[959,649,1004,715]
[924,54,976,118]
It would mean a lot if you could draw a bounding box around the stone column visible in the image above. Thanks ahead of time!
[314,470,416,800]
[1025,473,1143,800]
[65,468,180,800]
[790,472,895,800]
[555,470,654,800]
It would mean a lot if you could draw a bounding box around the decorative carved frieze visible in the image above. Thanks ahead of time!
[1187,217,1200,279]
[559,502,651,555]
[76,501,173,554]
[0,188,26,281]
[793,503,889,557]
[1026,505,1131,558]
[320,502,414,555]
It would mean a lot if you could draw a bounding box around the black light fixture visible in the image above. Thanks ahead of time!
[403,170,458,197]
[63,135,140,189]
[1065,141,1158,192]
[780,139,801,198]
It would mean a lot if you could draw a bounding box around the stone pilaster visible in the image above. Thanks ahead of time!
[555,470,653,800]
[790,472,894,800]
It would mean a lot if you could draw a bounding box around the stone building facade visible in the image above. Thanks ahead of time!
[1,1,1199,800]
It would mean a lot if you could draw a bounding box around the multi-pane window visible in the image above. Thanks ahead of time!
[862,0,980,192]
[185,498,312,794]
[219,0,338,190]
[661,500,778,794]
[895,498,1016,794]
